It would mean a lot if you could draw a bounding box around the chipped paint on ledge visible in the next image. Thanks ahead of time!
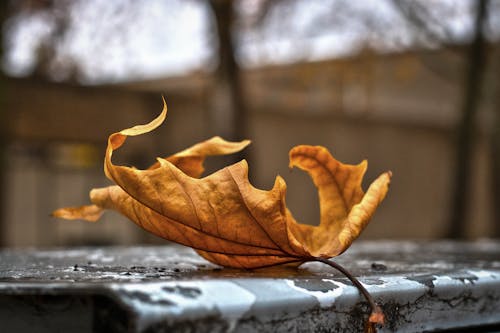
[285,279,350,308]
[112,280,256,332]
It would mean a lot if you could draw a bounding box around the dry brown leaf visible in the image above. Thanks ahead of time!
[53,99,391,269]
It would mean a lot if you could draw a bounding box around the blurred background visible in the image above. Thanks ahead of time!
[0,0,499,248]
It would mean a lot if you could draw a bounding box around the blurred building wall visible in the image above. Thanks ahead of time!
[2,46,495,247]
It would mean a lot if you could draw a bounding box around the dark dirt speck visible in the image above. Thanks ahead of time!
[162,286,202,298]
[371,263,387,272]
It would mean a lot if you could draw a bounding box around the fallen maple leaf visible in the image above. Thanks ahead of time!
[54,98,391,268]
[53,98,391,328]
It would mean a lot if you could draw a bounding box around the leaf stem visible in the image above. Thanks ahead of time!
[313,257,384,328]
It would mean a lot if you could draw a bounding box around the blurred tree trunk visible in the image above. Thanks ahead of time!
[447,0,488,239]
[208,0,247,163]
[492,52,500,238]
[0,2,8,247]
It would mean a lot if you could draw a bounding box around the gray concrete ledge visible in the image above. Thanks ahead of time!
[1,240,499,332]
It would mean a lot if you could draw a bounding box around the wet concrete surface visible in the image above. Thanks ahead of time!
[1,240,499,332]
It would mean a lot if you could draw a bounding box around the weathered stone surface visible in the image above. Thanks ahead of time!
[1,240,499,332]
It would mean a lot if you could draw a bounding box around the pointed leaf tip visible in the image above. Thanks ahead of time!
[51,204,103,222]
[120,98,167,137]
